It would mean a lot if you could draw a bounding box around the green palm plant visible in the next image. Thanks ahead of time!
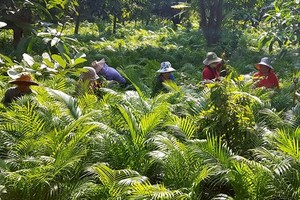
[89,95,171,173]
[0,87,101,200]
[249,128,300,199]
[87,163,187,200]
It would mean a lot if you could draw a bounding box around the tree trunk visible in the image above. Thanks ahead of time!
[113,16,117,34]
[74,14,80,34]
[12,26,23,47]
[199,0,223,46]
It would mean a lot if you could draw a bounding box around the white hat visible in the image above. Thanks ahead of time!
[91,58,106,73]
[80,67,99,81]
[255,57,273,69]
[157,61,176,73]
[203,52,222,65]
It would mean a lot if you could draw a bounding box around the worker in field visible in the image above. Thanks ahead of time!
[77,66,102,94]
[253,57,279,89]
[2,72,39,106]
[202,52,226,82]
[152,61,176,97]
[91,58,126,87]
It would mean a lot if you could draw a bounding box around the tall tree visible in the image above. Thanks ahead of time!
[0,0,78,47]
[198,0,224,46]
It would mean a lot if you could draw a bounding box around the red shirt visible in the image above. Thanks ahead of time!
[202,65,219,80]
[253,71,279,88]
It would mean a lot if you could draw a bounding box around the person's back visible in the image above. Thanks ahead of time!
[91,58,126,86]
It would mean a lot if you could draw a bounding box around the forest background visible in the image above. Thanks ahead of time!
[0,0,299,199]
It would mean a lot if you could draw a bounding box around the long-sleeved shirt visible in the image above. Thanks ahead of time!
[253,71,279,88]
[98,64,126,84]
[202,65,219,80]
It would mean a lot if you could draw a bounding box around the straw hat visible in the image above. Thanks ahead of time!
[255,57,273,69]
[203,52,222,65]
[157,61,176,73]
[91,58,106,73]
[9,73,39,85]
[80,67,99,81]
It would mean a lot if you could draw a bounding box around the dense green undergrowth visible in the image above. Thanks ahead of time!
[0,21,299,199]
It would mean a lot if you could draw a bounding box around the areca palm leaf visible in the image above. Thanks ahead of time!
[0,101,45,138]
[117,105,141,146]
[192,135,234,169]
[164,115,197,139]
[149,135,204,189]
[46,88,82,119]
[258,108,294,129]
[88,163,147,198]
[228,159,274,199]
[119,67,148,98]
[251,147,293,176]
[0,101,98,199]
[283,104,300,129]
[251,128,300,200]
[273,128,300,161]
[88,163,187,199]
[90,98,170,172]
[129,182,188,200]
[77,93,99,114]
[182,87,210,116]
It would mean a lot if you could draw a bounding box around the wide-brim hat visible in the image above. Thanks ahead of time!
[9,73,39,85]
[255,57,273,69]
[80,66,99,81]
[91,58,106,73]
[203,52,222,65]
[157,61,176,73]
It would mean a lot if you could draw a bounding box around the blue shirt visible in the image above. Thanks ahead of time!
[98,64,126,84]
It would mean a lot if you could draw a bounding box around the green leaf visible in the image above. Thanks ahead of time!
[52,54,67,68]
[73,57,87,66]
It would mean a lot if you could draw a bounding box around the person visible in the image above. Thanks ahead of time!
[77,66,102,94]
[2,72,39,106]
[91,58,126,87]
[253,57,279,89]
[152,61,176,96]
[202,52,224,81]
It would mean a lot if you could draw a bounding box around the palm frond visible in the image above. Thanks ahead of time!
[258,108,293,129]
[274,128,300,161]
[117,105,140,146]
[46,88,82,119]
[166,116,197,139]
[130,182,187,200]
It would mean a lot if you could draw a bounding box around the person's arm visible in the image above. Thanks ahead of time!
[170,73,175,81]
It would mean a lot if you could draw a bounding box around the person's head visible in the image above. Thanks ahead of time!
[9,73,39,91]
[80,67,99,82]
[91,58,106,73]
[255,57,273,74]
[203,52,223,68]
[157,61,176,79]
